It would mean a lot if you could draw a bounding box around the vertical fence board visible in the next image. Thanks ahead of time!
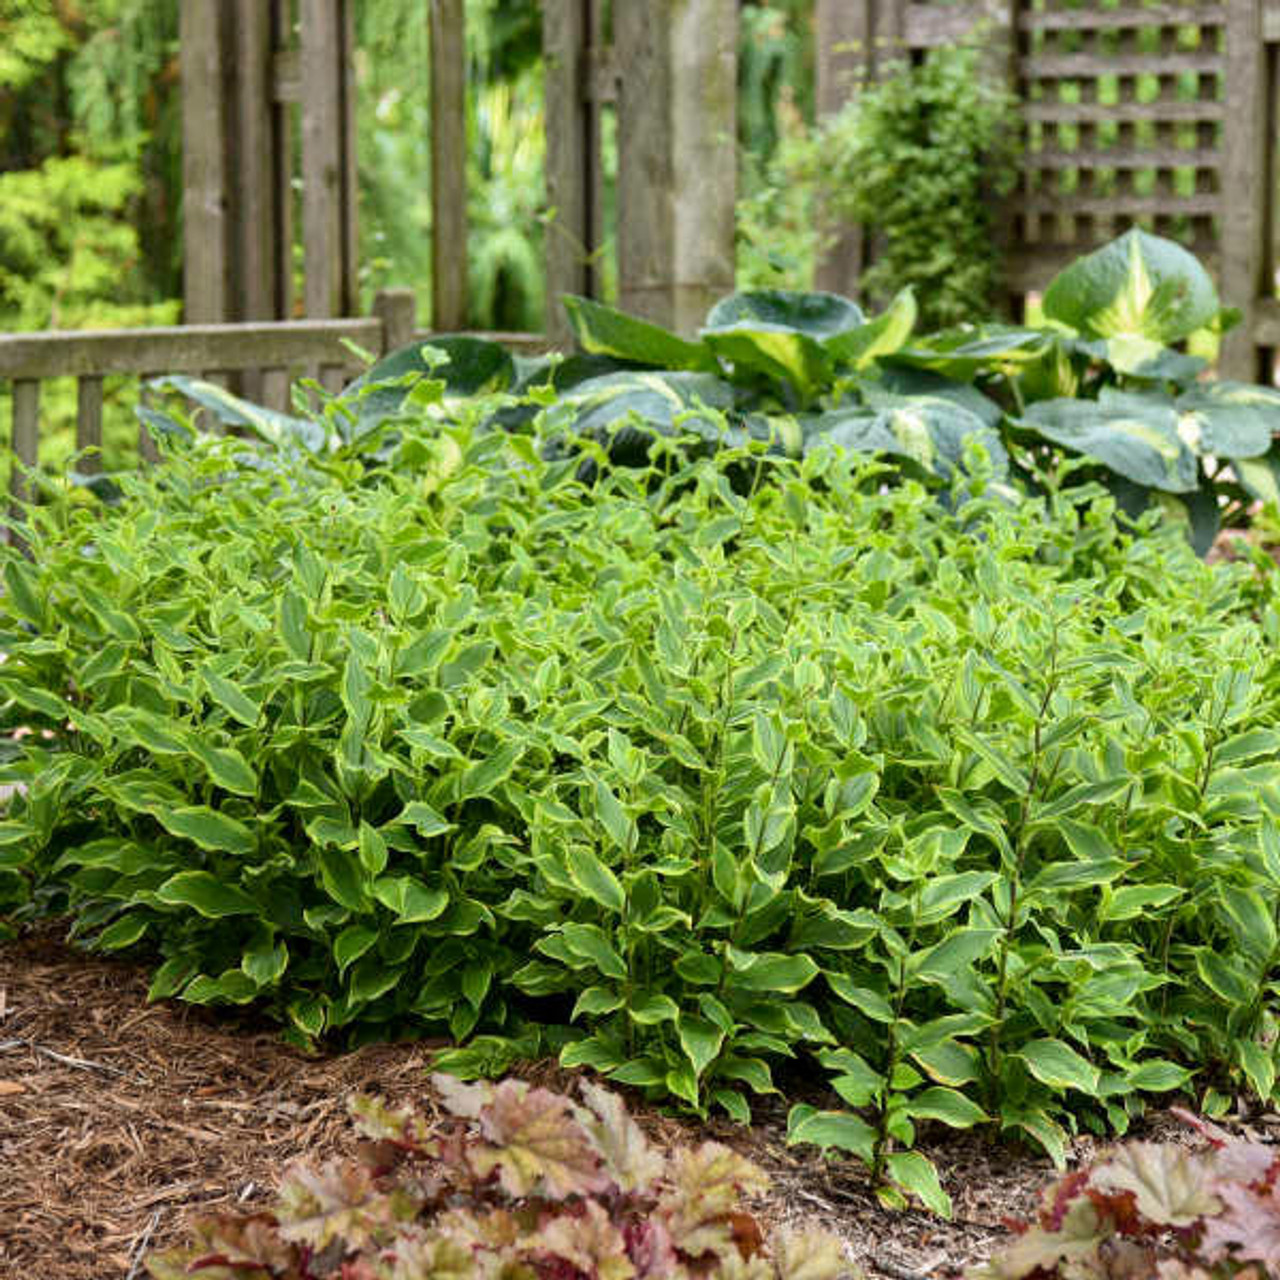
[616,0,736,335]
[669,0,737,333]
[76,376,104,475]
[273,0,295,320]
[138,377,162,464]
[341,0,359,317]
[1221,0,1269,379]
[431,0,469,330]
[234,0,277,324]
[301,0,344,318]
[543,0,591,347]
[815,0,872,297]
[10,381,39,513]
[180,0,230,323]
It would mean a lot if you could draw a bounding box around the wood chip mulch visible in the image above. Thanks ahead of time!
[4,920,1216,1280]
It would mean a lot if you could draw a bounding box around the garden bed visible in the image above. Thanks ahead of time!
[0,921,1070,1280]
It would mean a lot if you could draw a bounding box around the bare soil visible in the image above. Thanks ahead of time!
[0,920,1175,1280]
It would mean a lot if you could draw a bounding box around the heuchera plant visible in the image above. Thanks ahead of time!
[970,1109,1280,1280]
[146,1074,854,1280]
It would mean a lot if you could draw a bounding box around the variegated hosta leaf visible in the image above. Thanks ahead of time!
[874,364,1004,427]
[1042,228,1220,346]
[149,374,326,454]
[704,289,866,340]
[701,324,834,402]
[563,294,715,371]
[465,1078,611,1199]
[1074,335,1206,381]
[824,288,917,370]
[702,290,867,400]
[804,399,1007,480]
[1091,1142,1222,1227]
[885,324,1051,382]
[1174,381,1280,460]
[553,371,743,461]
[1019,391,1198,493]
[340,335,517,435]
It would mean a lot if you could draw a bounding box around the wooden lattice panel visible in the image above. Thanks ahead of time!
[1011,0,1228,286]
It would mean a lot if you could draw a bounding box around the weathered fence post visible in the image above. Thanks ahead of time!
[373,288,418,355]
[1221,0,1270,380]
[614,0,737,336]
[814,0,872,298]
[180,0,231,324]
[543,0,594,349]
[300,0,359,319]
[431,0,470,331]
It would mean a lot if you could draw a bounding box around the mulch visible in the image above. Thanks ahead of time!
[1,919,1218,1280]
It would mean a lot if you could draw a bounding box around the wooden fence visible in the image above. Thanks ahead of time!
[0,290,552,509]
[814,0,1280,382]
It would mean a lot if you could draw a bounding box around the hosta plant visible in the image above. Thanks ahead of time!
[148,229,1280,554]
[970,1108,1280,1280]
[146,1074,855,1280]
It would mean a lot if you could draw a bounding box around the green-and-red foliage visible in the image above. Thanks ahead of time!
[146,1074,854,1280]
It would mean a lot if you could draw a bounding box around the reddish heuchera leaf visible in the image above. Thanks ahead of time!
[385,1232,476,1280]
[623,1218,679,1278]
[349,1094,434,1149]
[1208,1139,1277,1189]
[1040,1171,1090,1231]
[967,1196,1109,1280]
[535,1199,637,1280]
[769,1226,856,1280]
[576,1080,668,1193]
[1198,1179,1280,1268]
[469,1079,611,1199]
[660,1143,770,1262]
[277,1160,392,1250]
[432,1073,498,1121]
[1091,1144,1221,1228]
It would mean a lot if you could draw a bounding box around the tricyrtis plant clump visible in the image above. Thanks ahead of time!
[4,408,1280,1212]
[972,1109,1280,1280]
[146,1074,853,1280]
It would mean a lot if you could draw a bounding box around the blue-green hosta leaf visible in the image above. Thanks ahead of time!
[1020,391,1198,493]
[340,336,517,433]
[701,323,832,400]
[804,400,1007,480]
[704,289,865,338]
[872,365,1004,428]
[702,290,865,398]
[555,371,744,461]
[1075,336,1207,381]
[887,325,1051,382]
[149,375,326,454]
[824,288,917,369]
[562,294,714,370]
[1234,440,1280,509]
[1174,381,1280,459]
[1042,228,1219,346]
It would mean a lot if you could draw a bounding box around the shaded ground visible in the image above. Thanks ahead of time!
[0,921,1152,1280]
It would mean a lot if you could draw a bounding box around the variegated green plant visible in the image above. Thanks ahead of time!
[6,407,1280,1217]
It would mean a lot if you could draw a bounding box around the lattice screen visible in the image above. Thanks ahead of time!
[1011,0,1227,286]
